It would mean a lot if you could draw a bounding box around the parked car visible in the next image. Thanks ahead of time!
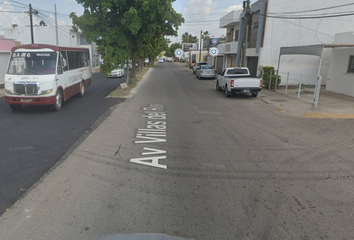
[216,67,262,97]
[196,65,216,79]
[108,65,125,77]
[109,65,125,78]
[193,62,207,74]
[124,61,132,70]
[166,57,173,62]
[190,60,196,69]
[158,58,164,63]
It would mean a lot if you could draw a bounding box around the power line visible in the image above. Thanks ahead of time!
[268,3,354,15]
[7,0,27,7]
[37,13,71,35]
[0,1,27,9]
[256,11,354,20]
[0,9,25,13]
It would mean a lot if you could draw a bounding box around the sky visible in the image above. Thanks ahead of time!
[0,0,244,43]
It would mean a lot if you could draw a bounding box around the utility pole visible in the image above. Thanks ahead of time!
[55,4,59,45]
[29,4,34,44]
[241,0,250,67]
[199,30,202,62]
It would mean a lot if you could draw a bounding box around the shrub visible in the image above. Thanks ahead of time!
[262,66,281,88]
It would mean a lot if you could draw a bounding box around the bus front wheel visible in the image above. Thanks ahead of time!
[52,90,62,111]
[78,81,85,97]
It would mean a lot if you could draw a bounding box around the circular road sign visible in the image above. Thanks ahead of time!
[209,47,219,57]
[174,48,184,58]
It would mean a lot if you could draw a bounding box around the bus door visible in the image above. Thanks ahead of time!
[57,51,68,88]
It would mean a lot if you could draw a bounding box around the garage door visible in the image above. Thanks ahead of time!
[0,52,10,84]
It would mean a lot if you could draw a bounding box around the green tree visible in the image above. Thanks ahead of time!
[181,32,197,43]
[70,0,184,83]
[165,42,182,57]
[202,31,210,40]
[219,34,226,42]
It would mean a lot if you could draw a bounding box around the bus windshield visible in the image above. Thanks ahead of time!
[7,52,57,75]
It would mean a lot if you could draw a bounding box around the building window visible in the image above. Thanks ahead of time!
[235,29,239,41]
[347,55,354,73]
[252,22,259,29]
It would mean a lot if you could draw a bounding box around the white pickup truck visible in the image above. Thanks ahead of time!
[216,67,262,97]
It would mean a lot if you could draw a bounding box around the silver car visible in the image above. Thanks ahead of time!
[196,65,216,79]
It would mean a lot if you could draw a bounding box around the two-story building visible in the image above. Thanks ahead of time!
[218,0,354,85]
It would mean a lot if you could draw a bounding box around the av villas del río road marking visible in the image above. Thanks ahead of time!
[130,104,168,169]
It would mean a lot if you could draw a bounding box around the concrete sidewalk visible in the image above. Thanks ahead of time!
[258,86,354,118]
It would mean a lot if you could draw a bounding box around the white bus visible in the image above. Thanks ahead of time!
[4,44,92,111]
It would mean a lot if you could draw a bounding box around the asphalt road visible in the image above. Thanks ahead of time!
[1,62,354,240]
[0,72,124,215]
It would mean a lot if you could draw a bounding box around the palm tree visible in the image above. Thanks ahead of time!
[181,32,198,43]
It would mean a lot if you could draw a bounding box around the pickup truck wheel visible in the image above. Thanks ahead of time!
[225,85,231,97]
[216,81,222,91]
[252,92,258,97]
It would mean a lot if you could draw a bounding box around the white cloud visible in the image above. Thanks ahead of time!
[0,2,24,35]
[225,5,243,13]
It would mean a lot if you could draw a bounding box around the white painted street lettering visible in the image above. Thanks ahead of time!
[130,155,167,169]
[130,104,168,169]
[141,147,167,155]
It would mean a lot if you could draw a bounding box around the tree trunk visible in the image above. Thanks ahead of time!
[137,58,142,72]
[131,57,136,79]
[125,59,130,85]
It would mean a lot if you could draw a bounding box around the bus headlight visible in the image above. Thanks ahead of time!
[40,89,53,95]
[5,89,14,95]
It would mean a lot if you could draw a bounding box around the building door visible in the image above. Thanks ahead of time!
[247,57,258,76]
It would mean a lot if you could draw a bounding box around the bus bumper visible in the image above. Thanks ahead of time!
[5,96,56,105]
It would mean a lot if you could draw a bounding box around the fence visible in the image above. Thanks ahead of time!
[265,70,322,108]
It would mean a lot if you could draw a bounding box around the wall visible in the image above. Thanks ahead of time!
[326,32,354,96]
[0,39,14,84]
[0,38,15,51]
[261,0,354,85]
[0,52,10,84]
[326,48,354,97]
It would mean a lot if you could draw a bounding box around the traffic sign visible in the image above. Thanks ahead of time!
[209,47,219,57]
[174,48,184,58]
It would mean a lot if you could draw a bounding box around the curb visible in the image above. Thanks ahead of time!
[130,67,153,95]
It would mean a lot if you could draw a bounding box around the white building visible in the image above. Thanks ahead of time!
[218,0,354,85]
[326,32,354,97]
